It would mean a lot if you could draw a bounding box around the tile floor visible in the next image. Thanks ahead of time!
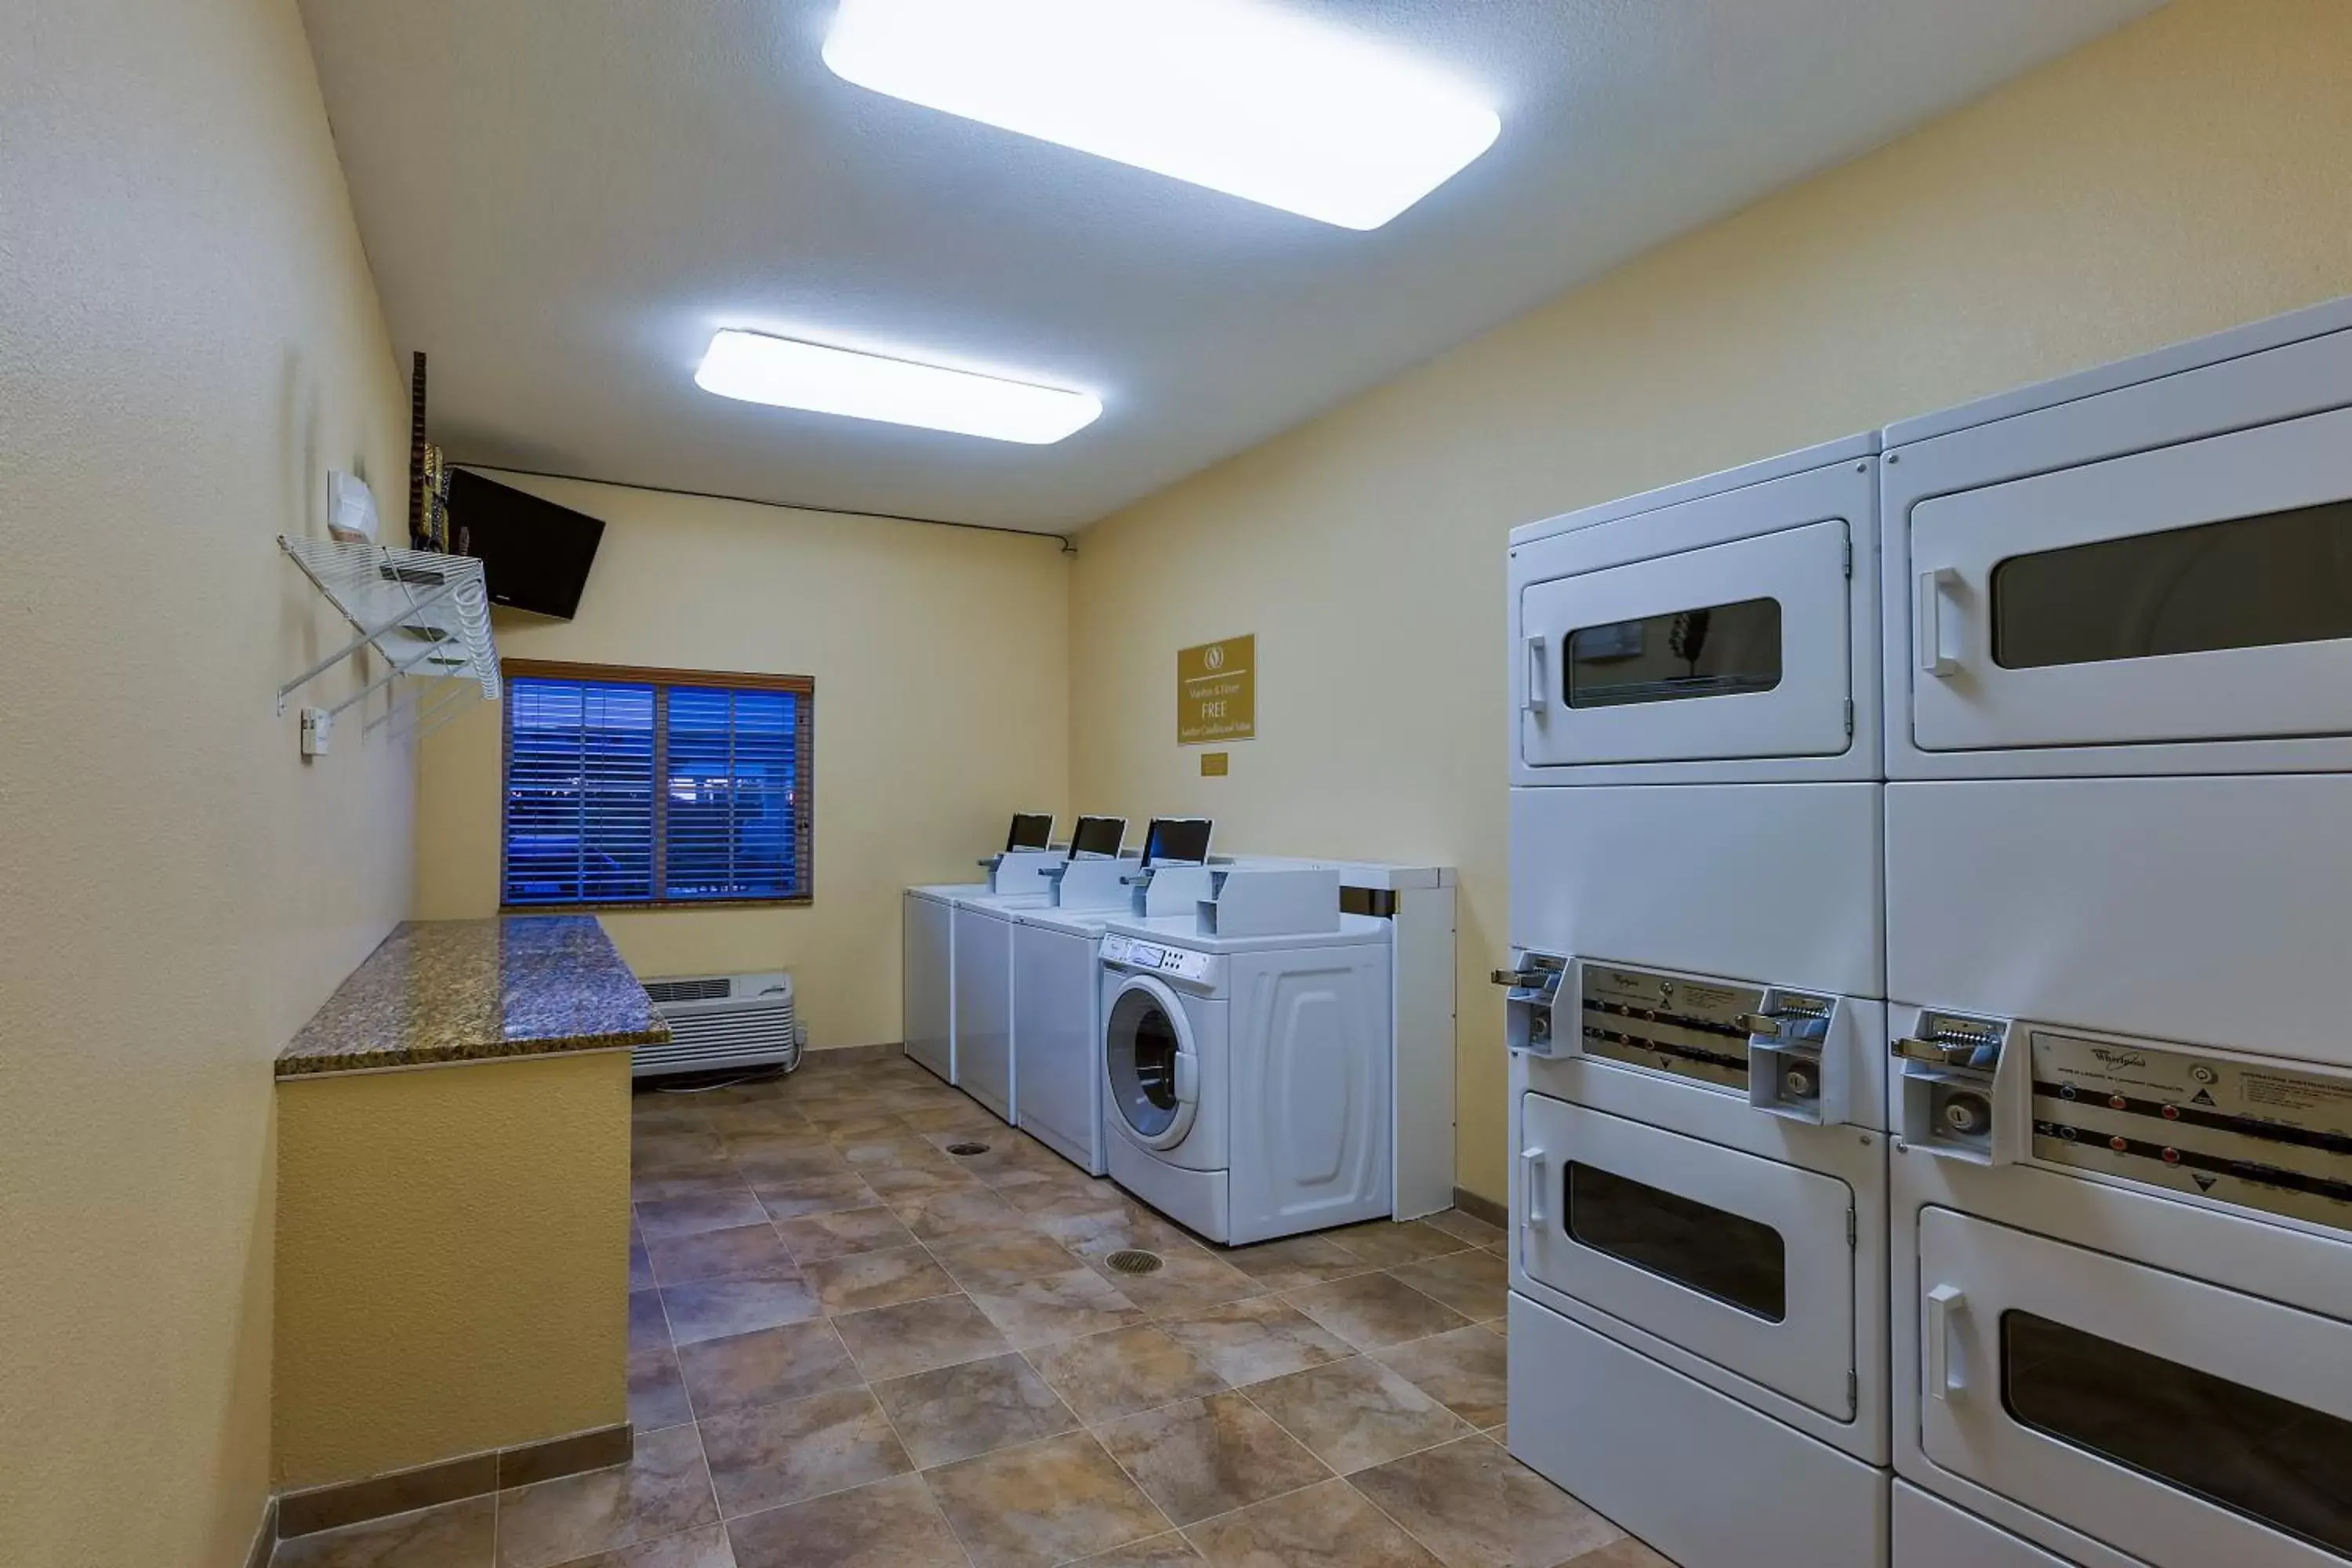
[274,1051,1676,1568]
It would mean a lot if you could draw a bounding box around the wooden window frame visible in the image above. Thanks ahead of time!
[499,658,815,912]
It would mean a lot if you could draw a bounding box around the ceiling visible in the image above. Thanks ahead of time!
[299,0,2159,533]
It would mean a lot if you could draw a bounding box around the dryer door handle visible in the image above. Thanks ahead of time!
[1520,1146,1548,1228]
[1174,1051,1199,1105]
[1523,635,1548,713]
[1926,1283,1968,1403]
[1918,568,1962,677]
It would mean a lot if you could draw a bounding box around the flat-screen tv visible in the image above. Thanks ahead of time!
[448,469,606,619]
[1006,813,1055,851]
[1068,816,1127,859]
[1142,818,1213,866]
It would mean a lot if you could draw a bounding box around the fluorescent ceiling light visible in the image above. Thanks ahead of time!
[822,0,1501,230]
[695,330,1102,444]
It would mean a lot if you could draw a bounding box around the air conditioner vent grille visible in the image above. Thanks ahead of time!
[645,977,731,1004]
[637,971,800,1078]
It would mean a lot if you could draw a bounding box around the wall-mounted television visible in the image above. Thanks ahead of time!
[448,469,606,620]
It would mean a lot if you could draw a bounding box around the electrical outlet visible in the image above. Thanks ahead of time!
[300,706,333,758]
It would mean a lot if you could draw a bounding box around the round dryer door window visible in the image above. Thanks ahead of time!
[1105,978,1198,1149]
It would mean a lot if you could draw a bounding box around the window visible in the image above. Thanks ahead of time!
[502,661,812,908]
[1566,597,1783,708]
[1563,1161,1788,1321]
[1991,499,2352,670]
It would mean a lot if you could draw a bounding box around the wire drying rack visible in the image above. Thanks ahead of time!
[277,535,501,746]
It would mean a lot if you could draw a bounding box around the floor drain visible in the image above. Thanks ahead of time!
[1104,1249,1165,1276]
[946,1141,991,1156]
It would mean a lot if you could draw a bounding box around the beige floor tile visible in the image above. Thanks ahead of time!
[1182,1478,1439,1568]
[1386,1250,1508,1323]
[1023,1323,1232,1424]
[630,1236,658,1292]
[1222,1234,1381,1291]
[1348,1436,1624,1568]
[553,1524,737,1568]
[698,1387,914,1519]
[273,1496,494,1568]
[676,1319,862,1418]
[858,1163,983,1202]
[800,1244,959,1315]
[1070,1532,1206,1566]
[967,1267,1149,1349]
[1050,1205,1204,1263]
[1157,1297,1355,1388]
[750,1172,880,1221]
[1424,1208,1508,1252]
[1321,1220,1470,1269]
[662,1276,824,1345]
[925,1431,1174,1568]
[1094,1249,1268,1319]
[631,1290,673,1352]
[837,1134,961,1171]
[887,1182,1041,1245]
[1283,1274,1472,1352]
[772,1205,920,1263]
[870,1350,1079,1468]
[932,1231,1086,1294]
[633,1171,753,1206]
[831,1291,1015,1381]
[495,1425,717,1568]
[804,1110,913,1141]
[647,1224,797,1287]
[1000,1180,1134,1221]
[1558,1540,1679,1568]
[629,1342,695,1432]
[732,1149,857,1186]
[638,1189,774,1240]
[1243,1356,1472,1473]
[1373,1325,1507,1430]
[1092,1391,1332,1526]
[724,1474,966,1568]
[898,1101,1004,1134]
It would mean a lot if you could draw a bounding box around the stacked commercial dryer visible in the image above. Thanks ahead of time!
[1878,300,2352,1568]
[1501,435,1893,1568]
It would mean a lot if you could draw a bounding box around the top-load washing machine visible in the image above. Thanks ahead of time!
[904,813,1062,1084]
[1011,820,1214,1175]
[1502,434,1893,1568]
[1877,298,2352,1568]
[1099,866,1394,1245]
[950,816,1127,1123]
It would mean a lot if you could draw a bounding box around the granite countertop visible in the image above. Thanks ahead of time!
[277,916,670,1079]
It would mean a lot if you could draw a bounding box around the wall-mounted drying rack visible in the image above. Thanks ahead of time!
[277,535,500,749]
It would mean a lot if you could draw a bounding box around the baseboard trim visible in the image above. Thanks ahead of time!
[242,1495,278,1568]
[277,1422,631,1539]
[1452,1185,1508,1229]
[801,1041,902,1068]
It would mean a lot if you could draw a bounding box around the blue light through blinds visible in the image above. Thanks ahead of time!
[502,673,808,907]
[503,678,658,904]
[665,686,798,901]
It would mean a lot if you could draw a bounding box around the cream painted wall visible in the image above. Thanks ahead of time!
[1069,0,2352,1205]
[0,2,413,1563]
[415,474,1070,1048]
[274,1052,632,1488]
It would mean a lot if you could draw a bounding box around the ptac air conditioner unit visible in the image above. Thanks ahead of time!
[637,971,804,1078]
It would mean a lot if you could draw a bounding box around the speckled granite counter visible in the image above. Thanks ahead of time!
[277,916,668,1078]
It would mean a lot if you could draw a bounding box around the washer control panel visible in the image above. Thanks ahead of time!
[2029,1032,2352,1236]
[1102,935,1212,983]
[1579,963,1760,1092]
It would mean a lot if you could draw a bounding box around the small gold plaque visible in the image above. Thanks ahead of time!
[1178,635,1254,745]
[1200,752,1229,777]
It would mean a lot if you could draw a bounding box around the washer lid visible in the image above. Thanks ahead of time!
[1102,912,1391,956]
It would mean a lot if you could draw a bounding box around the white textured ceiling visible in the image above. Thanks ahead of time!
[299,0,2158,532]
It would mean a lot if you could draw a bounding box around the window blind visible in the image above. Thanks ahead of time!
[501,666,812,907]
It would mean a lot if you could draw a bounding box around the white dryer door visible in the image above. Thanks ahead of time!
[1105,975,1200,1152]
[1518,518,1853,767]
[1519,1094,1857,1421]
[1916,1207,2352,1567]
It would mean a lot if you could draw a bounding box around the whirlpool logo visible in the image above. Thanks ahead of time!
[2090,1047,2149,1071]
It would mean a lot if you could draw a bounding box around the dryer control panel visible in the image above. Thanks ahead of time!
[1102,935,1213,984]
[2027,1031,2352,1236]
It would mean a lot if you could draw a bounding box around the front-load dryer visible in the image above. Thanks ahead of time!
[1099,914,1392,1245]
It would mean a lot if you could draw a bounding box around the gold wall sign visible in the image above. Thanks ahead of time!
[1200,752,1230,777]
[1178,635,1254,745]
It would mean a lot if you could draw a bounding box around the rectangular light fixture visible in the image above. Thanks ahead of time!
[695,330,1102,444]
[822,0,1501,231]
